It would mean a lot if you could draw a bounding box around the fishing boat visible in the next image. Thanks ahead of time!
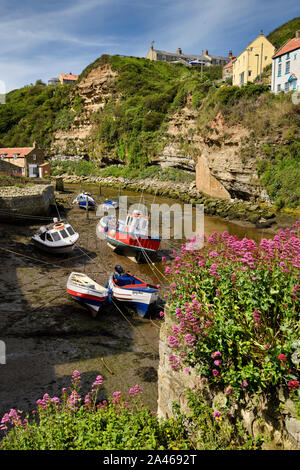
[108,265,159,317]
[101,200,119,210]
[98,209,161,255]
[32,218,79,254]
[66,272,108,317]
[73,191,96,210]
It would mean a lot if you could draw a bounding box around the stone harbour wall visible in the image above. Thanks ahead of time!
[157,308,300,450]
[0,184,55,217]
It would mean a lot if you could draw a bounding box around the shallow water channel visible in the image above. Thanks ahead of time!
[0,183,273,418]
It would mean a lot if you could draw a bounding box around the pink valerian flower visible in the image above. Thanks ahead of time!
[241,381,248,391]
[214,359,222,366]
[169,354,180,370]
[112,391,122,404]
[211,351,222,359]
[224,386,233,395]
[71,370,81,389]
[168,335,179,348]
[129,385,142,398]
[212,369,220,377]
[185,334,195,347]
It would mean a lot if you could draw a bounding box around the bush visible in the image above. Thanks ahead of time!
[164,224,300,399]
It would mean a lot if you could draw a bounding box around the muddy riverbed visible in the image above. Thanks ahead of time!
[0,183,275,420]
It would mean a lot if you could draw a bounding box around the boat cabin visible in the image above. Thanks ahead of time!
[124,210,149,236]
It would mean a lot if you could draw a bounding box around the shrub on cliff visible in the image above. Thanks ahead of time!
[164,223,300,401]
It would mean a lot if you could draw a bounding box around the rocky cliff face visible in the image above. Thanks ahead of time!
[51,66,269,203]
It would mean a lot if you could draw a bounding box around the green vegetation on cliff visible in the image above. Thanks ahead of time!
[267,17,300,50]
[0,83,73,148]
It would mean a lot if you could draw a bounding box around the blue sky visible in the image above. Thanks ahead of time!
[1,0,299,92]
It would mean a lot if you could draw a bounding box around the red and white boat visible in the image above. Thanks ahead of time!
[66,272,108,317]
[98,210,161,255]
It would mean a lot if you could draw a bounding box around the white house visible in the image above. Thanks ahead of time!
[271,30,300,93]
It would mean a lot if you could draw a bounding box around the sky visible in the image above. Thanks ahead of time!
[0,0,299,92]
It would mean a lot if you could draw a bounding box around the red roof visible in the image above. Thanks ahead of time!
[273,37,300,58]
[60,73,78,81]
[0,147,34,158]
[224,58,235,69]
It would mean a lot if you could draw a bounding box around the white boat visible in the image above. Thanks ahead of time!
[66,272,108,317]
[32,218,79,254]
[73,191,96,210]
[101,200,119,210]
[108,265,159,317]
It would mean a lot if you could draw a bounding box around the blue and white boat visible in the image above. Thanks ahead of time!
[108,266,159,317]
[73,192,96,210]
[101,200,119,210]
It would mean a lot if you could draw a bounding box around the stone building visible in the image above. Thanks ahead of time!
[0,143,48,177]
[146,43,230,67]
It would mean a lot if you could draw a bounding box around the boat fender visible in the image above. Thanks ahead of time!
[54,223,64,229]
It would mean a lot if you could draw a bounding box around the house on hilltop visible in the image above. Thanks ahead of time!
[0,143,50,178]
[232,30,275,86]
[146,43,230,67]
[59,73,79,84]
[271,30,300,93]
[222,51,236,80]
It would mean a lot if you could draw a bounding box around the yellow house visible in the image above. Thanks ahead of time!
[232,30,275,86]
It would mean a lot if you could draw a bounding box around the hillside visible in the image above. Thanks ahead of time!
[0,17,300,210]
[267,17,300,50]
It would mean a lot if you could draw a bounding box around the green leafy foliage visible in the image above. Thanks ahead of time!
[267,17,300,50]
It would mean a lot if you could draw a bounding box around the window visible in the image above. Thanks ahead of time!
[46,233,53,242]
[285,82,289,92]
[51,232,61,242]
[265,56,268,61]
[277,84,281,92]
[279,57,282,62]
[60,229,69,239]
[287,53,290,59]
[33,154,36,160]
[286,60,290,74]
[248,70,252,77]
[294,54,297,60]
[278,63,282,76]
[66,226,75,236]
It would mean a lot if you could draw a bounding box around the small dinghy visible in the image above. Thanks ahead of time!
[32,218,79,254]
[101,200,119,210]
[73,191,96,210]
[67,272,108,317]
[108,265,159,317]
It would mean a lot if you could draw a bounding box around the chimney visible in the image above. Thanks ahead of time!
[204,49,208,56]
[228,50,233,58]
[177,47,182,55]
[260,29,263,36]
[296,30,300,39]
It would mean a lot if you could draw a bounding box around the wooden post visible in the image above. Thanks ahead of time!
[99,184,102,196]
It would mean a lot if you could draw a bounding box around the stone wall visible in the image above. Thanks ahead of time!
[0,184,55,217]
[157,307,300,450]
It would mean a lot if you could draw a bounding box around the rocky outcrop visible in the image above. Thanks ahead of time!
[0,184,55,217]
[157,307,300,450]
[51,63,119,156]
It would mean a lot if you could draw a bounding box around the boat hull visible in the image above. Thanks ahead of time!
[99,218,161,254]
[32,238,77,254]
[66,274,108,316]
[108,276,159,317]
